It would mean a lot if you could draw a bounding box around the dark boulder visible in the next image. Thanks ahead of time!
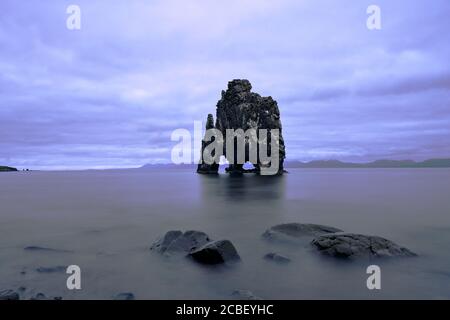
[311,233,417,259]
[189,240,241,265]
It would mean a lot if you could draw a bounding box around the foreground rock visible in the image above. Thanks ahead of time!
[0,289,20,300]
[30,293,62,300]
[197,79,286,175]
[231,290,263,300]
[189,240,241,265]
[311,233,417,259]
[151,231,240,265]
[263,223,343,242]
[150,230,211,256]
[264,252,291,264]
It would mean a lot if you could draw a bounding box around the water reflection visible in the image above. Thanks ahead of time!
[199,173,286,202]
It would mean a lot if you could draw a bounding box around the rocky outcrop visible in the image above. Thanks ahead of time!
[311,233,417,259]
[197,79,286,175]
[197,114,220,174]
[0,166,18,172]
[263,223,343,242]
[189,240,241,265]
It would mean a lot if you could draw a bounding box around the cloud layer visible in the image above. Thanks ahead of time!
[0,0,449,169]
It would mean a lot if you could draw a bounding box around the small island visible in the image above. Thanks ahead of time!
[0,166,18,172]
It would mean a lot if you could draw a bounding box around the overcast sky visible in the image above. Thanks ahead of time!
[0,0,449,169]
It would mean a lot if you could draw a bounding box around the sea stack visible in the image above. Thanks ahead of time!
[197,79,286,175]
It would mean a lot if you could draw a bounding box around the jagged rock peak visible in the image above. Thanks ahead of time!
[206,114,214,130]
[227,79,252,93]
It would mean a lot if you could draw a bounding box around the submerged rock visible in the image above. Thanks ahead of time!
[30,293,62,300]
[150,230,211,256]
[231,290,263,300]
[35,266,67,273]
[0,289,20,300]
[24,246,72,253]
[311,233,417,259]
[264,252,291,264]
[197,79,286,175]
[263,223,343,242]
[189,240,241,265]
[114,292,135,300]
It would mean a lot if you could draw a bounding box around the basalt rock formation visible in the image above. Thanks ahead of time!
[197,79,286,175]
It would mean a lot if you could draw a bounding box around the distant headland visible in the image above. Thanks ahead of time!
[0,166,18,172]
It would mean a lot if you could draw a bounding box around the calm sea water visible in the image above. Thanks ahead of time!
[0,168,449,299]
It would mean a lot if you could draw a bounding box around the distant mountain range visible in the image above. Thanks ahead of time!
[285,159,450,168]
[140,159,450,170]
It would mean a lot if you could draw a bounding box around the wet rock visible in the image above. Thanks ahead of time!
[197,114,219,174]
[189,240,240,265]
[35,266,67,273]
[165,231,211,254]
[30,293,63,300]
[24,246,72,253]
[263,223,343,242]
[150,230,183,254]
[114,292,135,300]
[264,252,291,264]
[0,289,20,300]
[311,233,417,259]
[231,290,262,300]
[150,230,211,256]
